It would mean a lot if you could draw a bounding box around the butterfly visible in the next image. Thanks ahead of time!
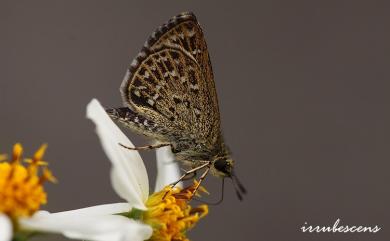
[107,12,246,200]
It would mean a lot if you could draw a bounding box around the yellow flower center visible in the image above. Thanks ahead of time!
[143,182,208,241]
[0,143,56,220]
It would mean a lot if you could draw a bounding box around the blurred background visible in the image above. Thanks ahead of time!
[1,1,389,240]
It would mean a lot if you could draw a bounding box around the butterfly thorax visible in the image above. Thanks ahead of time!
[171,137,233,177]
[171,137,223,159]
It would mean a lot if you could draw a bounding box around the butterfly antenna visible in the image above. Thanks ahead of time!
[230,172,246,201]
[232,172,247,194]
[193,178,225,205]
[231,177,243,201]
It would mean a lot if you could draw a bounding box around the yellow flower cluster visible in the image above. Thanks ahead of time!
[144,182,208,241]
[0,144,56,220]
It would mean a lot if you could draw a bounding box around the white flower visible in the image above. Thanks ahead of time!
[0,214,12,241]
[20,207,152,241]
[17,99,184,241]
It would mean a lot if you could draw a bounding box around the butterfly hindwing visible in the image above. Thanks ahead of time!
[106,107,170,138]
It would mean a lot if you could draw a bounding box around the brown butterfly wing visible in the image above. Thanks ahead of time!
[120,12,221,149]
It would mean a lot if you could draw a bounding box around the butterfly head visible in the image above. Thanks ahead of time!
[212,156,234,177]
[211,155,247,201]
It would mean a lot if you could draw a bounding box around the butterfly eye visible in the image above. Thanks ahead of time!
[214,159,229,174]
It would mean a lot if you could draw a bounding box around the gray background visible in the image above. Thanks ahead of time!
[1,0,389,241]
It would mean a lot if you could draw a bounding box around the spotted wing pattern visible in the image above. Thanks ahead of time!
[106,107,170,138]
[119,12,221,150]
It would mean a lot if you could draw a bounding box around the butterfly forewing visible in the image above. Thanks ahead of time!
[119,12,221,152]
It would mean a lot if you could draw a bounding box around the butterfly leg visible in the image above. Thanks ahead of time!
[170,162,209,187]
[163,162,209,199]
[182,170,197,180]
[118,142,171,151]
[190,165,211,198]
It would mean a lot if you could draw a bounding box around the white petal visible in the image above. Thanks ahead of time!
[34,203,131,218]
[87,99,149,209]
[0,214,12,241]
[154,146,182,192]
[20,212,152,241]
